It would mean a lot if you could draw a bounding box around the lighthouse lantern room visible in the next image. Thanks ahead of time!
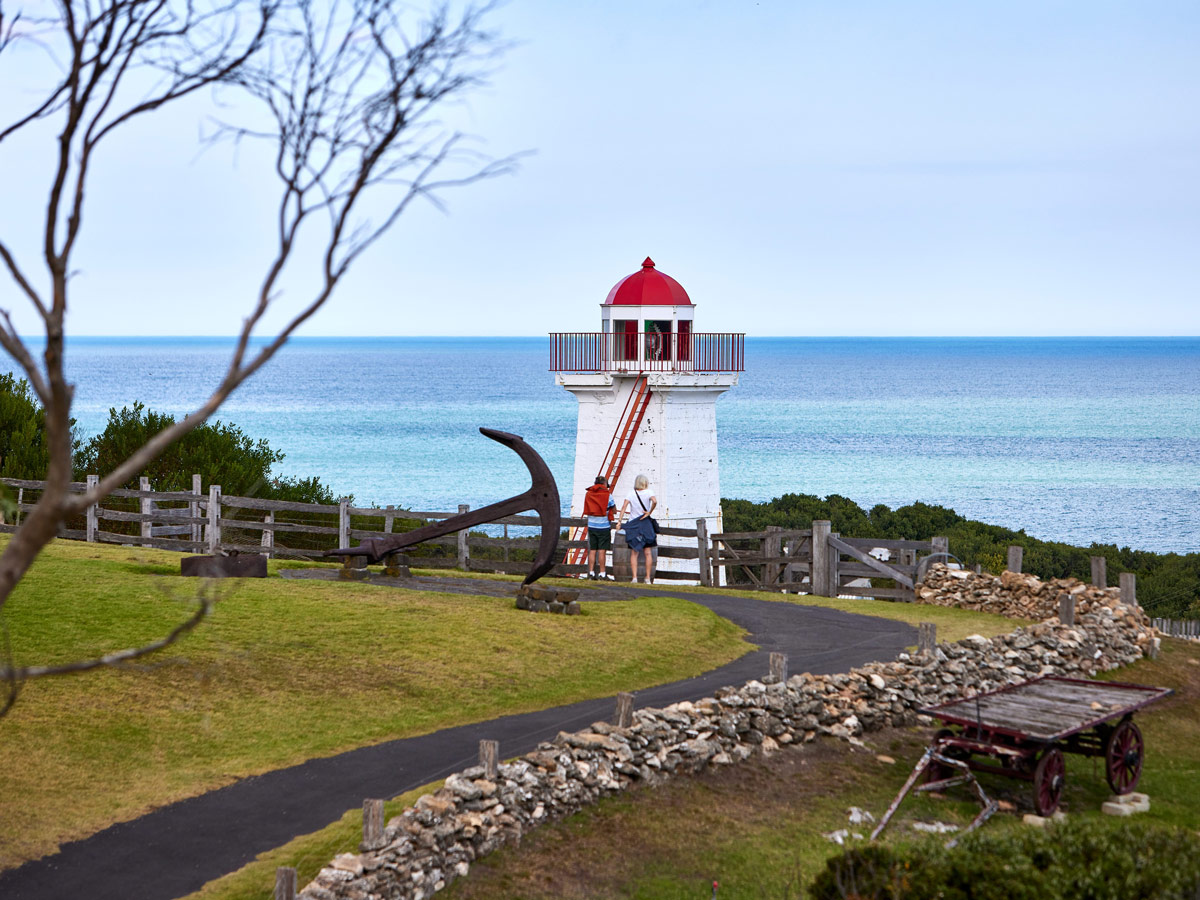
[550,258,744,580]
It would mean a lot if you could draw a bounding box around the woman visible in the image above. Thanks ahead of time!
[617,473,657,584]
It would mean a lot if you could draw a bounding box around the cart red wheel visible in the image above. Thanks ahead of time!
[1033,747,1065,816]
[1105,718,1144,794]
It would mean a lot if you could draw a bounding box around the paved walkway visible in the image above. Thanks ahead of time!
[0,577,916,900]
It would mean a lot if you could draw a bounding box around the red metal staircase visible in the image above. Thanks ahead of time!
[565,376,653,569]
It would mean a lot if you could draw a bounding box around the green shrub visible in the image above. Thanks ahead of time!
[73,401,338,504]
[809,820,1200,900]
[0,373,79,479]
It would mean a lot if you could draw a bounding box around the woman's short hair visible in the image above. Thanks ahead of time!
[634,474,649,490]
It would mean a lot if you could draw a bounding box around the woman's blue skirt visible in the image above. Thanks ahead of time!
[622,516,657,551]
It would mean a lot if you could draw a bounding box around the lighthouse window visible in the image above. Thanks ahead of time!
[613,319,638,361]
[646,320,673,362]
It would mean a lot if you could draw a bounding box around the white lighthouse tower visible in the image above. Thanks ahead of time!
[550,257,743,579]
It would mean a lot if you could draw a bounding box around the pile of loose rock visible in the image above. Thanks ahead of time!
[918,566,1143,624]
[297,564,1159,900]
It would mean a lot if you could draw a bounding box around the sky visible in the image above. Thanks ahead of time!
[1,0,1198,338]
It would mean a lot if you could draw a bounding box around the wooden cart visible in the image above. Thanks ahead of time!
[871,676,1172,843]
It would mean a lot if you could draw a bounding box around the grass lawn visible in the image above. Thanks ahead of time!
[431,637,1200,899]
[178,590,1050,900]
[0,538,748,869]
[0,534,1071,892]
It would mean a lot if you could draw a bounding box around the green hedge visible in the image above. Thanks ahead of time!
[809,820,1200,900]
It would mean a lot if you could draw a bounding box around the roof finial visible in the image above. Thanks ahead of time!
[642,256,655,268]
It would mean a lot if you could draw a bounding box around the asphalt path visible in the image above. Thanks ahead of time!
[0,580,915,900]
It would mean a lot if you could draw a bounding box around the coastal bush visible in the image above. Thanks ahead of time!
[723,493,1200,617]
[809,820,1200,900]
[73,401,338,504]
[0,374,79,480]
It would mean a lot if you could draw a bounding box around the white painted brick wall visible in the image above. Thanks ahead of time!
[557,372,737,579]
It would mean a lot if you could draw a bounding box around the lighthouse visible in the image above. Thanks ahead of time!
[550,258,744,580]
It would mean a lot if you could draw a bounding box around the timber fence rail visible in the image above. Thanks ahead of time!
[0,477,718,582]
[1152,618,1200,641]
[3,479,939,597]
[708,521,945,601]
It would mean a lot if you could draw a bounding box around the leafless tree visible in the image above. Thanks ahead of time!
[0,0,515,713]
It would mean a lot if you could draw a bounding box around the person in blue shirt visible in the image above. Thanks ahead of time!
[582,475,616,580]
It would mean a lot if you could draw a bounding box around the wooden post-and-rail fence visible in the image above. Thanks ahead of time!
[1,478,952,600]
[0,479,931,596]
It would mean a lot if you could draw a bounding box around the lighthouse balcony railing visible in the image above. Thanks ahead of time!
[548,332,744,374]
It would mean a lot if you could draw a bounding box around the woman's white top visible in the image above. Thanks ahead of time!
[624,488,656,517]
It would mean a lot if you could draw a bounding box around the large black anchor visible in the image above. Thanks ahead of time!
[324,428,561,585]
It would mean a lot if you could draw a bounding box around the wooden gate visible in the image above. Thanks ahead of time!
[709,528,813,590]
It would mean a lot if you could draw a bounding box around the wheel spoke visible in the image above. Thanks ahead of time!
[1105,720,1143,794]
[1034,747,1065,816]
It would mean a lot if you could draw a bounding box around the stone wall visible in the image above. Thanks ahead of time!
[297,565,1159,900]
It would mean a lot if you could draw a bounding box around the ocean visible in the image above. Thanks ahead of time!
[5,336,1199,553]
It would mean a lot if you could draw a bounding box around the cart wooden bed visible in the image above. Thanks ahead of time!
[871,676,1172,843]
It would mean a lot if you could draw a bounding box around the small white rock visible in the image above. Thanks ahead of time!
[847,806,876,825]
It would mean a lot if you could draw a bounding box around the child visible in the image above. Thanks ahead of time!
[582,475,616,580]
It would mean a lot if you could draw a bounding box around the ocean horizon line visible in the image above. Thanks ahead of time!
[16,334,1200,343]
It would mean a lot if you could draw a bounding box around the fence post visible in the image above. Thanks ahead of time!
[384,504,395,535]
[362,798,385,850]
[261,512,274,556]
[190,474,202,545]
[140,476,153,547]
[780,537,793,589]
[457,503,470,570]
[931,536,949,565]
[338,499,350,551]
[15,487,22,526]
[1007,545,1024,574]
[207,485,222,554]
[1058,592,1076,627]
[86,474,98,542]
[811,520,831,597]
[918,622,937,657]
[274,867,297,900]
[1120,572,1137,609]
[696,517,711,587]
[615,691,634,728]
[1090,555,1107,588]
[764,525,782,588]
[768,651,788,683]
[827,531,841,596]
[479,739,499,779]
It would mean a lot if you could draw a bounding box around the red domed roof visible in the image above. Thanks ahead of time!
[603,257,693,306]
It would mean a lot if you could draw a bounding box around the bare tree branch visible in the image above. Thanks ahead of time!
[0,0,517,717]
[0,238,49,323]
[0,308,50,401]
